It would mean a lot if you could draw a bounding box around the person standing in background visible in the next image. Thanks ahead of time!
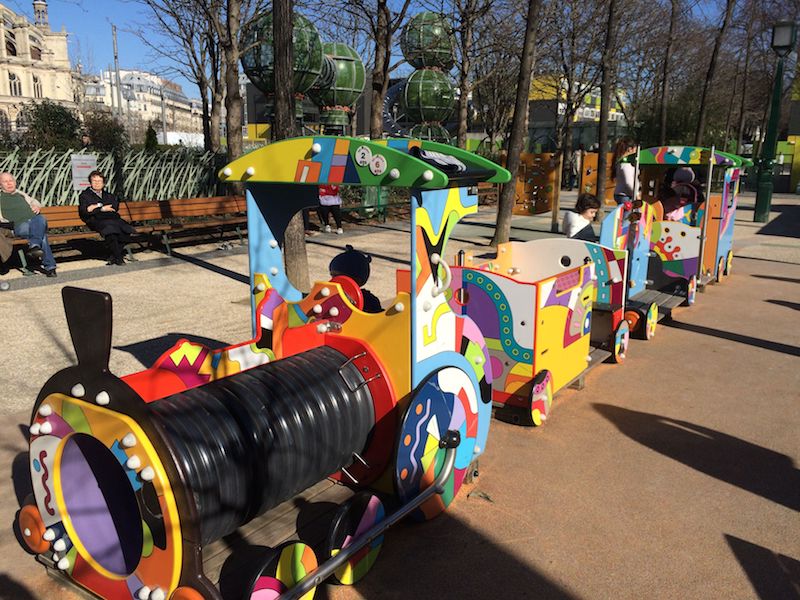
[318,184,344,234]
[611,137,637,204]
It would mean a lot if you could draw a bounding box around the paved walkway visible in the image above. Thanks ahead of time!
[0,192,797,599]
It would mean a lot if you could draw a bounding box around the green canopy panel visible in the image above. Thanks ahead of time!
[219,136,511,188]
[627,146,742,167]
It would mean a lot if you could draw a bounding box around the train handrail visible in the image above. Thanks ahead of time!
[277,429,462,600]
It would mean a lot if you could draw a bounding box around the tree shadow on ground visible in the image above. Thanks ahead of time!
[219,501,577,600]
[168,250,249,284]
[725,534,800,599]
[115,332,228,368]
[756,204,800,239]
[661,320,800,357]
[765,299,800,312]
[593,404,800,512]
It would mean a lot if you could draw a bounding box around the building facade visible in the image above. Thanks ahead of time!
[81,69,203,140]
[0,0,74,131]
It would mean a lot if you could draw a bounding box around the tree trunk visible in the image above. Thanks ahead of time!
[596,0,619,213]
[736,28,753,154]
[273,0,309,292]
[223,0,243,161]
[659,0,678,146]
[491,0,542,247]
[694,0,735,146]
[199,79,212,152]
[457,0,476,149]
[369,0,390,139]
[210,84,223,152]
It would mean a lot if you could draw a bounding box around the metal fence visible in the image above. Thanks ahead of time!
[0,149,223,206]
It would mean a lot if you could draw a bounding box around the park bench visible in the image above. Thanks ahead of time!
[9,195,246,270]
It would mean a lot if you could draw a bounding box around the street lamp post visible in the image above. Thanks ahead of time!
[753,21,797,223]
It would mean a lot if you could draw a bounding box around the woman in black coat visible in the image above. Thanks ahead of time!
[78,170,135,265]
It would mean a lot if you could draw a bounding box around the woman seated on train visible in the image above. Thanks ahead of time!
[563,193,600,241]
[661,167,704,222]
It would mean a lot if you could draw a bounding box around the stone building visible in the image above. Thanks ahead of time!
[80,69,203,142]
[0,0,74,131]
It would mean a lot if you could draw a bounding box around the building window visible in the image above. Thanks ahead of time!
[16,112,27,131]
[33,75,42,98]
[5,30,16,57]
[30,45,41,60]
[9,72,22,96]
[0,110,9,133]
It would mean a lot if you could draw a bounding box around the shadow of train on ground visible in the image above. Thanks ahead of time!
[593,404,800,512]
[725,534,800,600]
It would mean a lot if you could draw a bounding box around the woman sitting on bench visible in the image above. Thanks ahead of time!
[78,170,135,266]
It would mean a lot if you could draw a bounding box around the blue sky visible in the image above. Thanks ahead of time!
[8,0,199,97]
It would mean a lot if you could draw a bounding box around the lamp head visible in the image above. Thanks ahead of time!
[771,21,797,57]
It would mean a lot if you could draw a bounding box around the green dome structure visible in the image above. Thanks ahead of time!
[240,11,323,96]
[400,12,455,70]
[410,123,452,143]
[402,69,455,124]
[308,42,366,127]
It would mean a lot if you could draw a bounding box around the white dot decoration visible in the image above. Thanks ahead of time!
[38,404,52,417]
[321,287,331,297]
[312,304,323,314]
[269,239,278,248]
[23,528,31,537]
[137,587,152,600]
[95,391,110,406]
[122,433,137,448]
[255,283,266,293]
[270,267,279,276]
[245,166,255,176]
[423,301,432,312]
[222,167,232,177]
[53,539,66,552]
[140,467,155,482]
[126,455,142,470]
[311,143,322,153]
[150,588,166,600]
[329,307,340,317]
[422,170,434,181]
[43,529,55,541]
[57,557,69,570]
[393,302,405,312]
[316,323,328,334]
[29,423,41,436]
[389,168,400,180]
[39,422,53,435]
[71,383,85,398]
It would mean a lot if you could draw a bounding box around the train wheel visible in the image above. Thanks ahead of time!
[612,321,630,364]
[624,309,641,335]
[529,370,553,427]
[643,302,658,341]
[716,257,726,283]
[683,275,697,307]
[326,492,385,585]
[394,367,480,522]
[245,541,318,600]
[725,250,733,277]
[17,503,49,554]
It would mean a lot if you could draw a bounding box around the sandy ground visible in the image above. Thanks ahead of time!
[0,192,797,599]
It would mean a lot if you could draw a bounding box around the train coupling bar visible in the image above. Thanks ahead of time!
[278,430,462,600]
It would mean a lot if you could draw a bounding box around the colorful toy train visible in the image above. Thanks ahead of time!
[16,139,746,600]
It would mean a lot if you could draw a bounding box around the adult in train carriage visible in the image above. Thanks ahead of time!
[78,170,135,266]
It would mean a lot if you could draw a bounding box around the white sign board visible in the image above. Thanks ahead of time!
[71,154,98,192]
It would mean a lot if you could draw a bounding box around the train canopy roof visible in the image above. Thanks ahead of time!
[625,146,748,167]
[219,136,511,189]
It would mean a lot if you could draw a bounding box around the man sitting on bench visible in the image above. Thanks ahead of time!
[0,172,57,277]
